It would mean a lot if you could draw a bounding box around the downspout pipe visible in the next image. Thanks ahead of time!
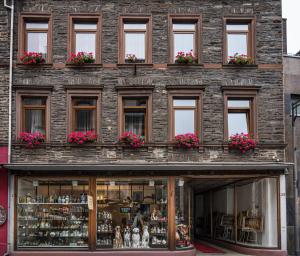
[4,1,14,255]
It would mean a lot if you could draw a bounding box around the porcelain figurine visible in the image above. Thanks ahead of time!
[141,225,150,248]
[114,226,123,248]
[123,226,131,248]
[132,227,140,248]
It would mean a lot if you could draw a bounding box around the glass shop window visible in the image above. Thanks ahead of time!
[96,178,168,249]
[73,22,97,56]
[123,98,147,137]
[17,178,89,248]
[236,178,278,248]
[22,97,47,135]
[72,97,97,132]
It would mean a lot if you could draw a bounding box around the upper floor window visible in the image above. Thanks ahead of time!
[19,14,52,63]
[168,91,202,140]
[67,90,101,138]
[224,18,255,64]
[169,15,201,64]
[224,91,257,140]
[119,16,152,64]
[69,15,101,63]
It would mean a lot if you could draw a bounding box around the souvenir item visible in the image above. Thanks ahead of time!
[142,225,150,248]
[114,226,123,248]
[132,227,140,248]
[123,226,131,248]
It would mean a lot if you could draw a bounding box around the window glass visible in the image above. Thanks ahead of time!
[27,32,47,54]
[17,178,89,248]
[124,99,147,107]
[227,34,247,57]
[124,23,147,30]
[173,99,196,107]
[23,98,46,105]
[228,100,250,108]
[73,99,96,106]
[226,24,248,31]
[228,113,248,135]
[75,109,95,132]
[292,97,300,116]
[125,112,145,136]
[236,178,278,247]
[173,23,195,30]
[174,33,194,59]
[96,178,168,249]
[75,33,96,55]
[175,110,195,135]
[26,22,48,29]
[125,33,145,60]
[24,109,45,134]
[74,23,97,30]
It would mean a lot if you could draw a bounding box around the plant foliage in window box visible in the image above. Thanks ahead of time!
[175,50,197,64]
[67,52,95,65]
[20,52,46,65]
[228,133,256,153]
[175,133,200,149]
[125,54,145,63]
[228,53,253,65]
[67,131,97,145]
[119,131,145,149]
[17,132,46,148]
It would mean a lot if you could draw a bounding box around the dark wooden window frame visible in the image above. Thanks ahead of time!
[68,14,102,64]
[117,89,153,142]
[118,15,152,64]
[168,90,203,142]
[16,90,51,141]
[67,90,102,141]
[168,14,202,64]
[223,90,258,141]
[223,16,256,64]
[18,13,53,63]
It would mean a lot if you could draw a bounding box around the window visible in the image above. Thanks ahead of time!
[19,14,52,63]
[118,90,152,142]
[168,91,202,140]
[67,90,101,137]
[224,90,257,140]
[69,15,101,63]
[291,95,300,117]
[224,18,255,63]
[16,91,50,141]
[119,16,152,64]
[169,15,201,63]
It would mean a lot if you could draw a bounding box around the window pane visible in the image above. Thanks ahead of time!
[23,98,46,105]
[228,113,248,135]
[227,34,247,57]
[74,23,97,30]
[75,33,96,55]
[27,32,47,53]
[175,110,195,135]
[124,23,147,30]
[173,99,196,107]
[226,24,249,31]
[125,33,145,60]
[174,33,194,59]
[125,112,145,136]
[26,22,48,29]
[75,109,95,132]
[173,23,195,30]
[73,98,96,106]
[124,99,147,107]
[25,109,45,134]
[228,100,250,108]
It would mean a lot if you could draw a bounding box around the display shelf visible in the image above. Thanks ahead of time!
[18,203,88,205]
[17,245,88,248]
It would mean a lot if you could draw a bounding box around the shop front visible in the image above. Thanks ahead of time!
[6,164,288,256]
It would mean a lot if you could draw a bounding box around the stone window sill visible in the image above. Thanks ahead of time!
[222,64,258,69]
[117,63,153,68]
[65,63,103,68]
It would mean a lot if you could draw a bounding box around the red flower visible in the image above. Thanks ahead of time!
[228,133,256,154]
[19,52,45,65]
[67,52,95,65]
[175,133,200,149]
[119,132,144,149]
[67,131,97,145]
[17,132,45,148]
[175,50,197,64]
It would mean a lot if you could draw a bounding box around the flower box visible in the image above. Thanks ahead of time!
[119,132,145,149]
[17,132,46,148]
[175,51,197,64]
[67,131,97,145]
[228,53,253,65]
[228,133,256,154]
[175,133,200,149]
[19,52,46,65]
[67,52,95,65]
[125,54,145,64]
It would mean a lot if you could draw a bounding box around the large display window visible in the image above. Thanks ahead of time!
[17,178,89,248]
[96,178,168,249]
